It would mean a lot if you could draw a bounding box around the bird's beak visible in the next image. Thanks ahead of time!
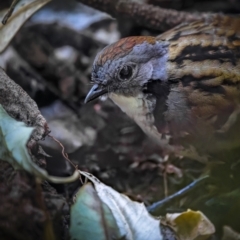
[84,84,108,103]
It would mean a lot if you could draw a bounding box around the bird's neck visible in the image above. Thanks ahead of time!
[109,79,172,141]
[142,40,169,81]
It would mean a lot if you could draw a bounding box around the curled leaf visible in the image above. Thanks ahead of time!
[0,104,79,183]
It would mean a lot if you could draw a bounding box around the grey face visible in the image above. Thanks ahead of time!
[84,39,169,103]
[92,61,141,95]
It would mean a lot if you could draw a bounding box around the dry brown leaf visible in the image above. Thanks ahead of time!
[0,0,51,52]
[165,209,215,240]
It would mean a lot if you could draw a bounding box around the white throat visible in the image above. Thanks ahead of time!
[109,93,170,147]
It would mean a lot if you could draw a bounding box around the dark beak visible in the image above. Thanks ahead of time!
[84,84,108,103]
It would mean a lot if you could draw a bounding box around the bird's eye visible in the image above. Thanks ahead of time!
[118,65,133,81]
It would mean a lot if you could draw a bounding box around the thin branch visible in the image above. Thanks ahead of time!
[76,0,213,32]
[147,175,209,214]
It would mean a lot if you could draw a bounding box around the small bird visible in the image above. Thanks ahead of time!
[85,15,240,156]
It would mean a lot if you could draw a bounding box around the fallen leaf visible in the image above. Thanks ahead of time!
[70,183,122,240]
[70,170,163,240]
[222,226,240,240]
[165,209,215,240]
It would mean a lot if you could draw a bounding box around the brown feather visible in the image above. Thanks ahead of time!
[156,16,240,137]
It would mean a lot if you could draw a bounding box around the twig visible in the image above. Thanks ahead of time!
[2,0,20,25]
[48,135,84,184]
[47,135,76,169]
[163,170,168,198]
[147,175,209,214]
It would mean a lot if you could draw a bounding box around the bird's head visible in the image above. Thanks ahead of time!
[84,36,169,103]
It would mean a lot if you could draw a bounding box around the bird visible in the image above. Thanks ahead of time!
[84,15,240,158]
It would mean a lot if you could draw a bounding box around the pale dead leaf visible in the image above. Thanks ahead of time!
[0,0,51,53]
[73,170,163,240]
[222,226,240,240]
